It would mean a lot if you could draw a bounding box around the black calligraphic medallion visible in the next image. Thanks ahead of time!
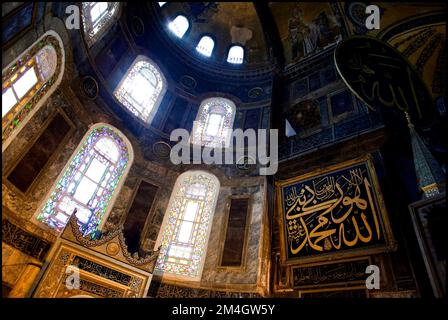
[335,36,434,128]
[81,76,99,100]
[281,159,392,261]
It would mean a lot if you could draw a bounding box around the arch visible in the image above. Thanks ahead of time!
[196,35,215,57]
[191,97,236,148]
[113,55,167,125]
[168,15,189,38]
[2,30,65,151]
[81,2,120,47]
[227,45,244,64]
[154,170,220,281]
[35,123,134,236]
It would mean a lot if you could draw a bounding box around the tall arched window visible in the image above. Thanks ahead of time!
[196,36,214,57]
[168,15,189,38]
[227,45,244,64]
[155,171,220,280]
[114,55,166,124]
[81,2,120,47]
[191,97,236,148]
[2,30,64,151]
[36,123,133,236]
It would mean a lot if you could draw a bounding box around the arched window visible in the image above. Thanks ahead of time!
[196,36,214,57]
[81,2,120,47]
[2,30,64,151]
[155,171,220,280]
[114,55,166,124]
[36,123,133,236]
[227,45,244,64]
[168,15,189,38]
[191,97,236,148]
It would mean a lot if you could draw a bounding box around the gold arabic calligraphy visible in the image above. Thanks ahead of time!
[285,167,381,255]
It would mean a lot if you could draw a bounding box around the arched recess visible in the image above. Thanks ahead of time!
[2,30,65,152]
[154,170,220,282]
[35,123,134,236]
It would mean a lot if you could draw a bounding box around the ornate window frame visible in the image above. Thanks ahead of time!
[34,123,133,236]
[191,97,236,148]
[2,30,65,152]
[113,55,167,125]
[81,2,121,47]
[154,170,220,282]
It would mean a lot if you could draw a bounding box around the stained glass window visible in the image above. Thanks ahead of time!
[2,31,63,150]
[36,124,132,236]
[227,45,244,64]
[196,36,214,57]
[155,171,220,280]
[191,97,236,148]
[81,2,120,47]
[114,55,166,124]
[169,15,189,38]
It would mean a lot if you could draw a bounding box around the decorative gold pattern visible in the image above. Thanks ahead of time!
[34,240,150,298]
[68,215,160,270]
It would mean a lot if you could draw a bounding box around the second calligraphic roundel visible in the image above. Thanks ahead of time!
[334,36,435,128]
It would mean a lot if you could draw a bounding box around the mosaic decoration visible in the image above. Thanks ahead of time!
[81,2,120,47]
[2,33,63,145]
[402,28,435,58]
[270,2,342,63]
[155,171,220,278]
[415,33,443,75]
[114,56,165,123]
[277,157,394,262]
[36,125,130,236]
[191,98,236,148]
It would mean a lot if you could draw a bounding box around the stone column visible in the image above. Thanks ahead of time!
[8,262,43,298]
